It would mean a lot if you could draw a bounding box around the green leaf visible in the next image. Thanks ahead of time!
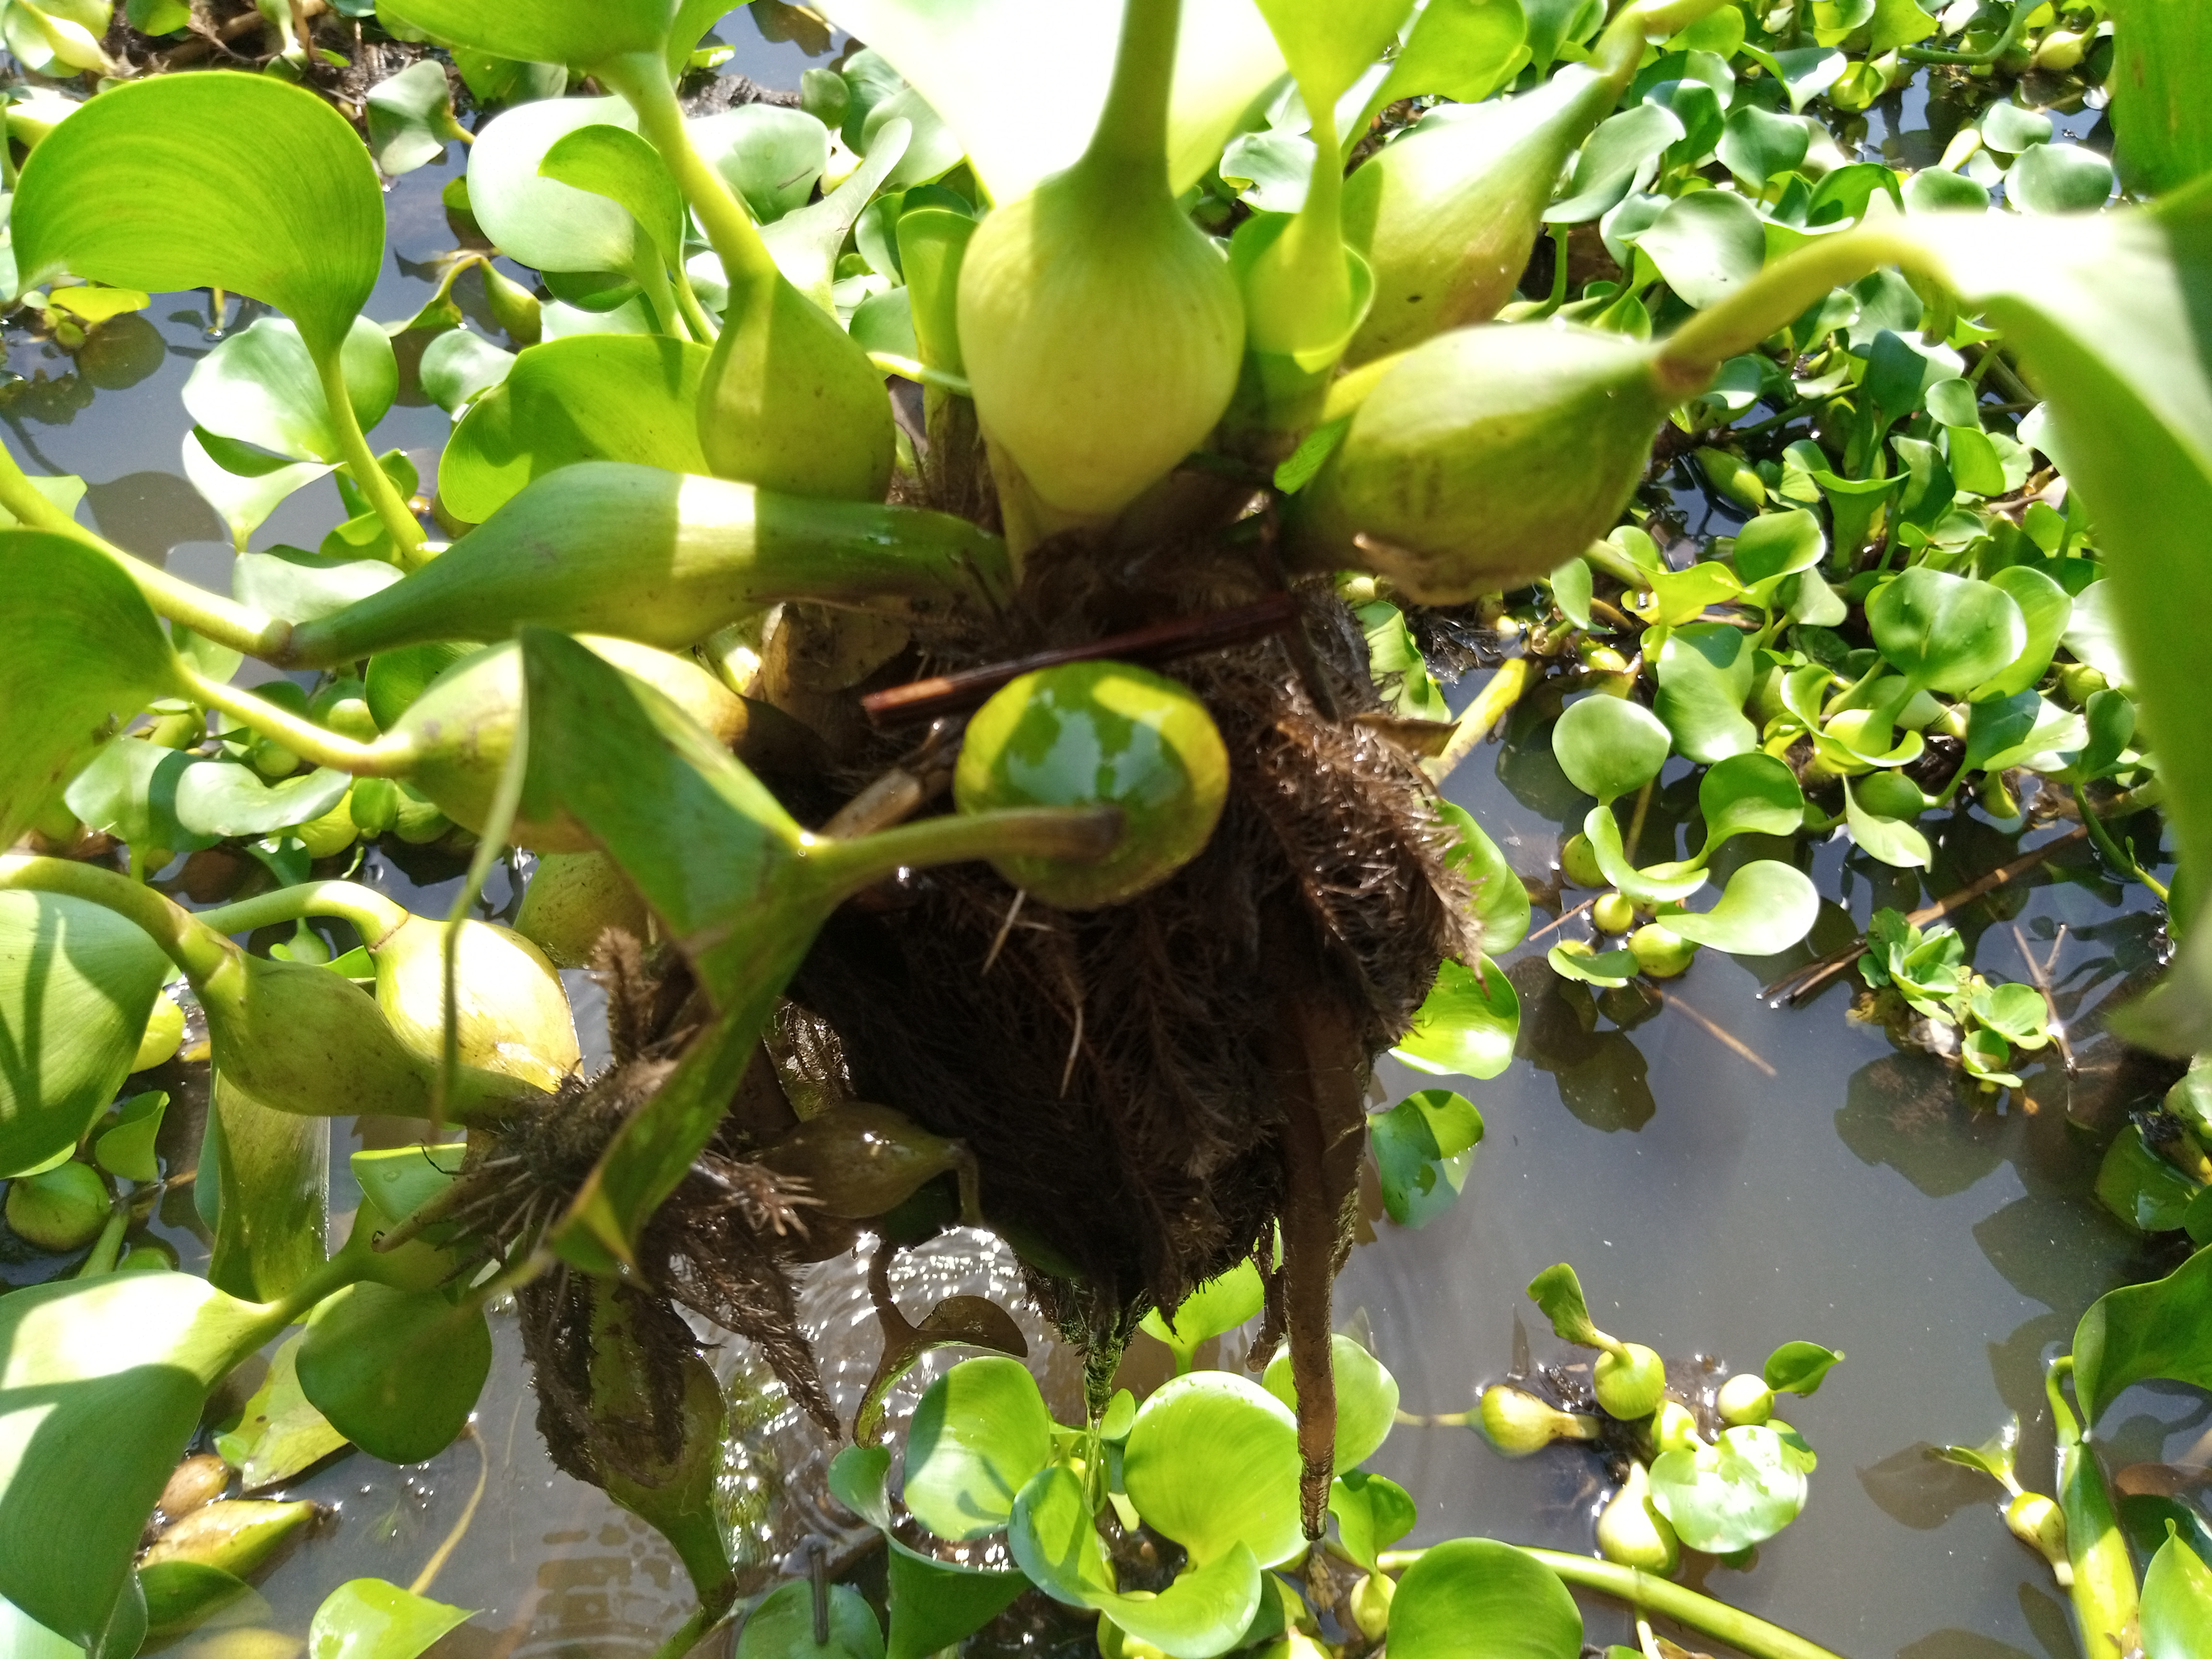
[307,1578,473,1659]
[234,547,404,627]
[1369,0,1527,110]
[1549,104,1685,224]
[1140,1260,1266,1368]
[2011,143,2116,215]
[1842,776,1932,871]
[1976,564,2072,698]
[902,1356,1054,1542]
[92,1088,166,1184]
[1436,801,1530,954]
[0,531,182,849]
[2072,1242,2212,1421]
[1009,1464,1262,1658]
[1654,860,1818,955]
[365,60,466,176]
[376,0,669,68]
[183,317,397,466]
[882,1545,1024,1659]
[0,892,171,1179]
[0,1273,268,1648]
[2094,1123,2199,1235]
[1653,623,1756,763]
[1121,1371,1305,1568]
[1526,1262,1602,1347]
[1719,104,1810,188]
[1696,752,1805,856]
[2143,1529,2212,1659]
[1370,1087,1482,1228]
[14,74,383,360]
[1731,507,1826,583]
[141,1560,258,1639]
[1386,1539,1582,1659]
[812,0,1284,203]
[63,741,212,862]
[172,763,353,841]
[1394,955,1519,1079]
[540,121,686,274]
[762,120,914,313]
[1971,981,2050,1047]
[694,105,833,225]
[1762,1341,1842,1396]
[213,1332,349,1491]
[1327,1470,1417,1572]
[1551,695,1672,804]
[465,96,645,277]
[735,1581,883,1659]
[296,1284,491,1465]
[184,432,339,549]
[420,329,515,417]
[1868,566,2028,697]
[438,335,711,523]
[1582,804,1710,904]
[1262,1334,1401,1470]
[1648,1425,1810,1552]
[204,1067,330,1303]
[1547,942,1639,987]
[1637,189,1767,309]
[1253,0,1413,108]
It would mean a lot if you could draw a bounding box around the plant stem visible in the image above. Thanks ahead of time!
[0,853,232,981]
[648,1604,721,1659]
[198,880,409,948]
[313,347,428,565]
[175,662,404,777]
[673,261,720,343]
[409,1425,488,1596]
[806,806,1123,893]
[1427,656,1533,782]
[1374,1545,1848,1659]
[0,439,291,661]
[1076,0,1180,187]
[1901,0,2037,62]
[603,53,781,295]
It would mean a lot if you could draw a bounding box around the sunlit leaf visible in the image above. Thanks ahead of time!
[296,1284,491,1464]
[1653,860,1818,955]
[901,1356,1055,1542]
[2075,1242,2212,1420]
[1141,1259,1266,1368]
[1369,1087,1481,1228]
[213,1333,349,1492]
[1649,1424,1810,1551]
[307,1578,473,1659]
[1122,1371,1305,1568]
[1262,1334,1401,1470]
[1552,695,1671,804]
[1395,955,1519,1079]
[1387,1539,1582,1659]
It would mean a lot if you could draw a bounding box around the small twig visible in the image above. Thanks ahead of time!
[980,889,1024,975]
[1425,655,1534,783]
[1649,987,1778,1076]
[409,1424,487,1596]
[2013,921,2077,1079]
[1059,1000,1085,1098]
[1526,896,1594,945]
[861,594,1301,727]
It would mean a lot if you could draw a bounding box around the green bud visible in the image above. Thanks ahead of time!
[1629,924,1697,979]
[143,707,204,750]
[389,782,451,846]
[1592,891,1635,934]
[1561,832,1607,889]
[1696,445,1767,512]
[2032,27,2087,68]
[2057,662,2109,706]
[2005,1491,2072,1585]
[309,678,379,743]
[282,464,1008,668]
[953,661,1225,910]
[480,259,542,346]
[142,1498,314,1578]
[293,793,360,861]
[1596,1461,1680,1575]
[956,0,1244,547]
[1594,1343,1668,1420]
[247,735,301,781]
[133,990,185,1071]
[1285,324,1673,603]
[515,850,655,969]
[6,1161,108,1250]
[1347,1570,1394,1641]
[1476,1383,1601,1456]
[1655,1398,1703,1455]
[1717,1373,1774,1427]
[349,777,400,835]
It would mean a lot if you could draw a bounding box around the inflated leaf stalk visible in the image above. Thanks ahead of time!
[0,856,545,1127]
[2047,1359,2139,1659]
[1342,0,1724,364]
[1226,0,1406,440]
[281,463,1010,666]
[956,0,1245,555]
[594,55,895,504]
[1597,1461,1681,1574]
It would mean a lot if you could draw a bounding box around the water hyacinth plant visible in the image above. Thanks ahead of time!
[0,0,2209,1654]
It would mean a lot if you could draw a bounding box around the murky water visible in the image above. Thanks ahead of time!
[6,21,2184,1659]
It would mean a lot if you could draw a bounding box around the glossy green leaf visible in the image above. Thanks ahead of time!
[1552,695,1672,804]
[2071,1242,2212,1421]
[0,1273,269,1648]
[296,1284,491,1464]
[1387,1539,1582,1659]
[902,1356,1054,1542]
[1328,1470,1417,1572]
[1121,1371,1304,1567]
[205,1067,329,1303]
[0,891,171,1179]
[2011,143,2116,215]
[1547,942,1639,986]
[1648,1424,1810,1552]
[1526,1262,1602,1347]
[14,74,383,359]
[1549,104,1685,224]
[0,533,182,849]
[1395,955,1520,1079]
[213,1333,349,1491]
[184,432,338,549]
[1762,1341,1842,1396]
[420,329,516,417]
[1369,0,1527,110]
[1370,1087,1482,1228]
[1583,804,1710,905]
[1254,0,1412,107]
[760,119,914,313]
[694,105,832,225]
[139,1560,257,1639]
[307,1578,473,1659]
[540,121,685,272]
[466,96,645,276]
[1654,624,1756,763]
[1719,104,1810,187]
[1731,507,1826,583]
[1141,1260,1265,1368]
[438,335,711,523]
[375,0,669,68]
[234,548,403,627]
[2142,1528,2212,1659]
[1654,860,1818,955]
[184,317,397,467]
[365,60,468,176]
[1697,752,1805,856]
[172,764,353,841]
[1868,566,2028,696]
[1009,1464,1261,1658]
[1971,982,2050,1048]
[1436,800,1530,954]
[1842,776,1932,870]
[1263,1334,1400,1470]
[1637,189,1767,308]
[814,0,1284,203]
[882,1545,1024,1659]
[2100,1119,2203,1231]
[1977,563,2073,698]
